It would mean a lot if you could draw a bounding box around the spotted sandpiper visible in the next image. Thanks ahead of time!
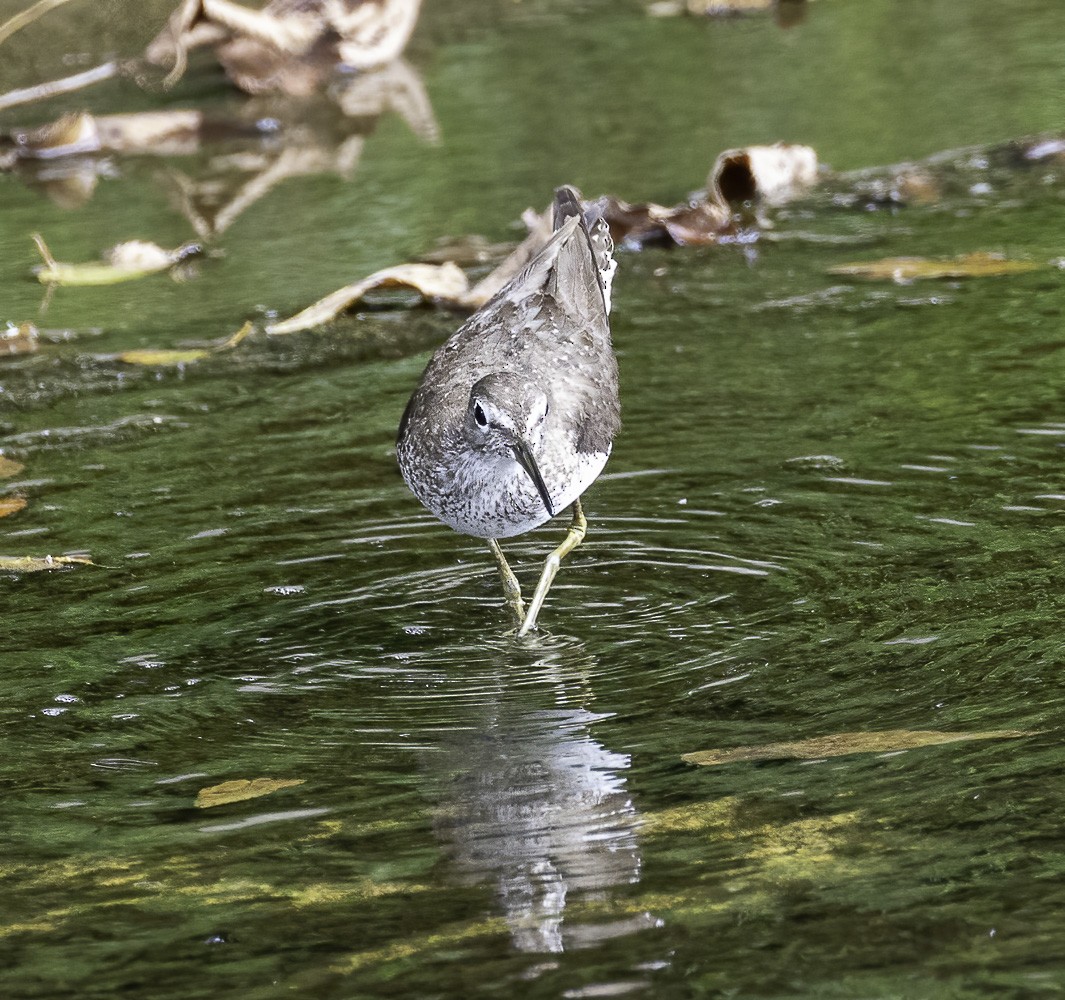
[396,185,619,635]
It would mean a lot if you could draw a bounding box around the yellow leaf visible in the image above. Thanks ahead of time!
[32,234,199,286]
[0,496,27,518]
[0,456,24,478]
[266,262,469,335]
[195,777,305,809]
[116,349,211,366]
[682,728,1034,766]
[828,252,1042,282]
[0,554,94,572]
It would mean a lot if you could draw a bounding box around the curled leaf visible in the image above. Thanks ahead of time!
[710,143,819,208]
[196,777,306,809]
[0,554,94,573]
[682,728,1034,766]
[828,252,1042,283]
[266,262,469,335]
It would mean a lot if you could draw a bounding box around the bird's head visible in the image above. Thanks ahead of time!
[464,372,553,516]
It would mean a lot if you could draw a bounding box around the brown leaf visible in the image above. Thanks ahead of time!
[0,456,24,478]
[266,262,469,335]
[1,322,39,356]
[828,252,1042,283]
[195,777,306,809]
[0,496,27,518]
[660,200,734,246]
[9,110,100,159]
[682,728,1034,766]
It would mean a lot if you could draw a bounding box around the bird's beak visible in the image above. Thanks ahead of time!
[511,440,555,517]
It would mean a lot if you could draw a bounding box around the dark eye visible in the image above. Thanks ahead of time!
[474,403,488,427]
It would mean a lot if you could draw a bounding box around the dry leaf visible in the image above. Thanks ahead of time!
[7,110,206,160]
[1,322,38,356]
[828,252,1042,283]
[0,496,27,518]
[33,234,201,286]
[114,322,253,366]
[266,261,468,334]
[116,349,211,366]
[682,728,1034,766]
[0,554,94,572]
[0,456,24,478]
[195,777,306,809]
[710,143,819,208]
[9,110,101,159]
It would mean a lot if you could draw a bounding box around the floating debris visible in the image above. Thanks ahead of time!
[196,777,306,809]
[32,234,203,287]
[0,496,27,518]
[0,554,95,573]
[682,728,1035,766]
[266,262,469,335]
[828,252,1043,283]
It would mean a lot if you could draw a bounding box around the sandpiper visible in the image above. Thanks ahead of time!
[396,185,619,635]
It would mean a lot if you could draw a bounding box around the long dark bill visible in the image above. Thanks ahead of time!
[511,440,555,517]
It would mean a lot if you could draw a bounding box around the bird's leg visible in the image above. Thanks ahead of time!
[517,499,587,637]
[487,538,526,626]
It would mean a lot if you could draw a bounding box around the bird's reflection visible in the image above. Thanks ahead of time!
[428,649,653,954]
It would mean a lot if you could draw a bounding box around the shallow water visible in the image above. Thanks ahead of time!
[2,1,1065,997]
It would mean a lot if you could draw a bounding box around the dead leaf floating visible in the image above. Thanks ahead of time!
[1,322,38,356]
[0,554,94,573]
[0,496,27,518]
[115,321,254,367]
[117,349,211,366]
[266,262,469,335]
[828,252,1042,283]
[0,456,24,478]
[195,777,306,809]
[682,728,1035,766]
[32,234,202,286]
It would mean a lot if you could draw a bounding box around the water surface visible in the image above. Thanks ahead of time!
[2,1,1065,997]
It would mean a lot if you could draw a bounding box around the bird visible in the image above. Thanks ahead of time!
[396,185,620,635]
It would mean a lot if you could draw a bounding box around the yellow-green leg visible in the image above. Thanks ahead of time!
[517,499,587,637]
[488,538,525,626]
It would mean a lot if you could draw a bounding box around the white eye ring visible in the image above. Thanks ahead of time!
[474,403,488,427]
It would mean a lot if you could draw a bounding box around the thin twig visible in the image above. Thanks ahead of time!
[0,0,81,47]
[0,61,119,112]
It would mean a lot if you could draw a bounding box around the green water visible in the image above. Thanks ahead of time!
[2,1,1065,997]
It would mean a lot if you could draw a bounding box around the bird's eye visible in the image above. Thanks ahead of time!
[474,403,488,427]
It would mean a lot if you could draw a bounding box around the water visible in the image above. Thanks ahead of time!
[2,0,1065,996]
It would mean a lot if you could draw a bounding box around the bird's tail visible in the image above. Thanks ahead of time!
[552,185,617,315]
